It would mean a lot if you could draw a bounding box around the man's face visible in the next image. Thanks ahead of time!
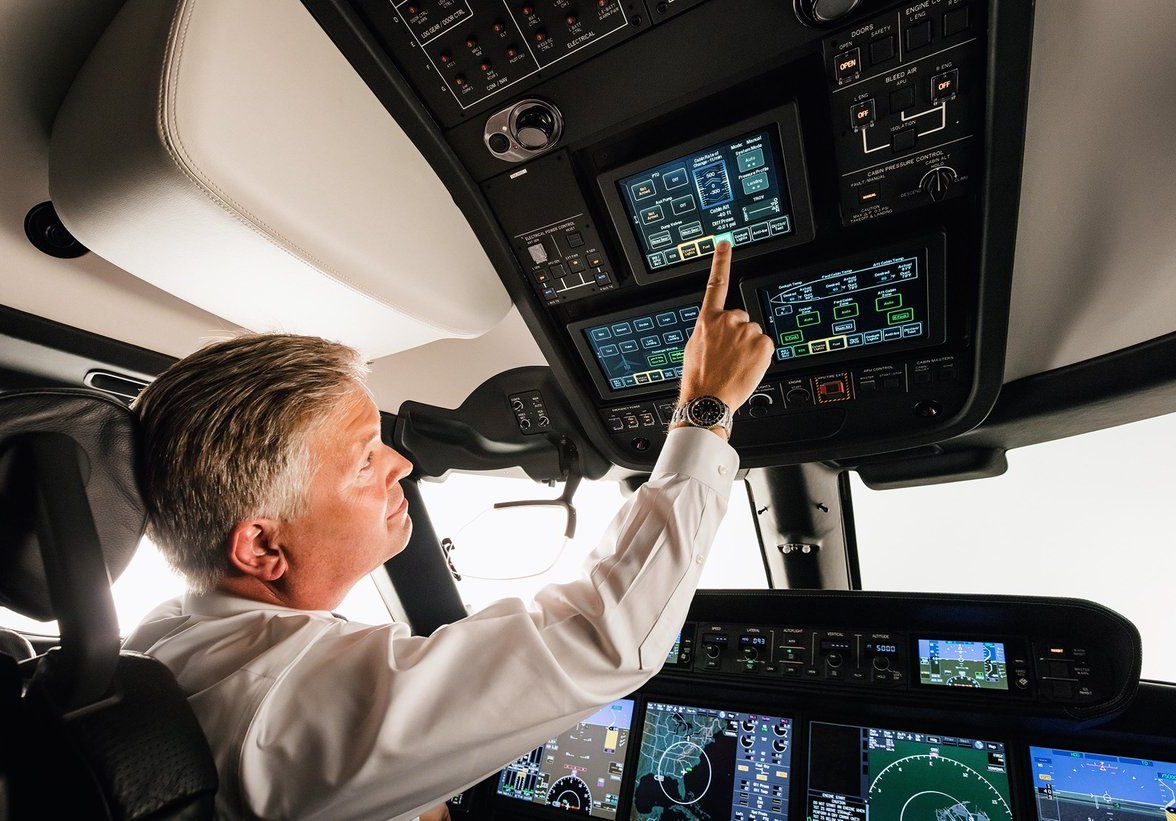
[277,387,414,599]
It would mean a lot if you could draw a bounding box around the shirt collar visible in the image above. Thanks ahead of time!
[182,589,336,620]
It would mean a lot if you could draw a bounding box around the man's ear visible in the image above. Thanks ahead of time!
[227,519,287,582]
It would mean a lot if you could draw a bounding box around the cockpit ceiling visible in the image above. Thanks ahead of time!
[0,0,1172,411]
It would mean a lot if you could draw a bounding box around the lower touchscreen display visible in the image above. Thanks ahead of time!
[496,699,634,818]
[632,702,793,820]
[582,302,699,392]
[1029,747,1176,819]
[755,251,929,366]
[919,639,1009,690]
[807,723,1013,821]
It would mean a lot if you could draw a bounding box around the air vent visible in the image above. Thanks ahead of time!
[83,370,150,403]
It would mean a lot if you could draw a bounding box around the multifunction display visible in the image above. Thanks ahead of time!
[807,723,1013,821]
[616,130,793,273]
[496,699,634,818]
[919,639,1009,691]
[1029,747,1176,820]
[754,252,929,367]
[632,702,793,821]
[582,303,700,393]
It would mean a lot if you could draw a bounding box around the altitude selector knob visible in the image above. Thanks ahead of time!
[514,103,561,150]
[920,166,958,202]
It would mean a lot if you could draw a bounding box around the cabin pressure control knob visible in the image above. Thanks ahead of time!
[920,166,958,202]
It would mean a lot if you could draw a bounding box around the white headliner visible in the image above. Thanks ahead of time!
[0,0,1172,411]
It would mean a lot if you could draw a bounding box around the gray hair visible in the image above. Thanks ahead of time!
[133,333,369,592]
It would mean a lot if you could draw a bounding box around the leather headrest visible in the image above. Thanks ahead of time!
[0,389,145,621]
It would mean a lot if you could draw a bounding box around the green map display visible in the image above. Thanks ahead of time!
[632,702,792,820]
[808,724,1013,821]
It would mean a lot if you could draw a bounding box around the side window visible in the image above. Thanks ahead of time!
[419,473,765,614]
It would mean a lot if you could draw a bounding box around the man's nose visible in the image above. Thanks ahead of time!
[384,445,413,485]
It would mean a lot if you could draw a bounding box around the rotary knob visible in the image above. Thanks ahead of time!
[920,166,958,202]
[794,0,863,26]
[748,392,773,418]
[514,103,560,149]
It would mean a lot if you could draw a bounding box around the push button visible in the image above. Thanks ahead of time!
[943,6,970,36]
[889,85,915,113]
[566,230,585,247]
[850,99,876,130]
[905,20,932,50]
[834,48,861,82]
[931,69,959,102]
[891,129,917,153]
[869,36,895,65]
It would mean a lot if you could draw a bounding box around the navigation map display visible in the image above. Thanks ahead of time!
[751,251,931,369]
[808,723,1013,821]
[632,701,793,821]
[919,639,1009,691]
[496,699,634,818]
[580,301,700,394]
[1029,747,1176,820]
[616,129,794,275]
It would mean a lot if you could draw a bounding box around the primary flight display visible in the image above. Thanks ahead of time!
[495,699,634,818]
[919,639,1009,691]
[1029,747,1176,820]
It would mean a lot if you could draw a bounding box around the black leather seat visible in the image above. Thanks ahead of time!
[0,389,217,820]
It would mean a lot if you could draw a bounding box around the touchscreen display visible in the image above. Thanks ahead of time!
[583,303,699,392]
[617,129,793,273]
[756,252,929,365]
[632,702,793,821]
[495,699,634,818]
[1029,747,1176,819]
[808,723,1013,821]
[919,639,1009,691]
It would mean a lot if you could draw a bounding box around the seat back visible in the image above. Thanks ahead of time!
[0,390,216,820]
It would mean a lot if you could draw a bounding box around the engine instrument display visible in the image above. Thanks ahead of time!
[495,699,634,818]
[1029,747,1176,820]
[807,723,1013,821]
[572,298,700,396]
[632,701,793,821]
[616,129,793,274]
[919,639,1009,691]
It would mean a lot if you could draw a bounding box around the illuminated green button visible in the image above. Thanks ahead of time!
[792,343,810,356]
[796,312,821,327]
[887,308,915,324]
[780,331,804,345]
[648,353,668,367]
[669,349,684,363]
[876,294,903,311]
[834,303,859,319]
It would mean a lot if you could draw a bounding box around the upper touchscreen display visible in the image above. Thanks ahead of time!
[617,129,793,273]
[632,701,793,821]
[757,252,929,366]
[495,699,634,818]
[1029,747,1176,819]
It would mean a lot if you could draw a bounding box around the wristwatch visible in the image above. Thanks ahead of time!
[670,395,734,437]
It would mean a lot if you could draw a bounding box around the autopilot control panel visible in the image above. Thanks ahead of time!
[342,0,1031,469]
[444,591,1173,821]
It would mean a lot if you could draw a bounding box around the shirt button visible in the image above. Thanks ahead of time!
[695,554,705,565]
[718,465,729,476]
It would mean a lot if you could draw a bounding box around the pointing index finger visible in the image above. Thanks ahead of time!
[701,240,733,315]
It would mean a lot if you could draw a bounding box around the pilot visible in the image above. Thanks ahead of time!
[123,242,773,820]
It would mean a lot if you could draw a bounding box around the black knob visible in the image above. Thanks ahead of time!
[518,417,531,430]
[514,104,560,149]
[487,132,511,154]
[742,646,759,661]
[704,643,721,659]
[826,652,843,668]
[631,436,650,452]
[794,0,862,26]
[921,166,958,202]
[872,655,891,671]
[748,393,773,408]
[785,387,812,407]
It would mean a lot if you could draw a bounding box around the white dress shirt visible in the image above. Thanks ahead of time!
[123,427,739,820]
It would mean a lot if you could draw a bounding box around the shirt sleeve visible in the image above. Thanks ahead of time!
[239,427,740,821]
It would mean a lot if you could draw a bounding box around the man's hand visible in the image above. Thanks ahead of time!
[676,241,774,425]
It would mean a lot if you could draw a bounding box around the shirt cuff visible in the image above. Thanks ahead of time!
[651,426,740,497]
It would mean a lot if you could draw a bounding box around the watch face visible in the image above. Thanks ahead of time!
[687,396,725,427]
